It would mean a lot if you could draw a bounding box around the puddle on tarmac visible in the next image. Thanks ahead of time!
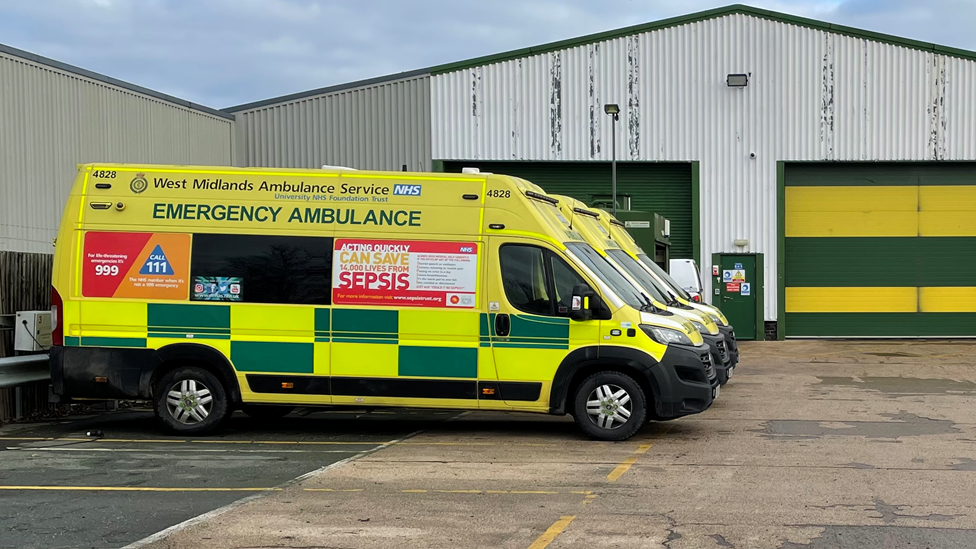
[755,412,960,439]
[779,524,975,549]
[817,376,976,396]
[950,458,976,471]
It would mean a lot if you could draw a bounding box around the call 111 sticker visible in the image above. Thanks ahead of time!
[82,232,190,300]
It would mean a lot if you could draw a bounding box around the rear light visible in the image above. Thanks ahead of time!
[692,294,701,302]
[51,286,64,346]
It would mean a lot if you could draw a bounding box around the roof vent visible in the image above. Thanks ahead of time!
[461,167,481,174]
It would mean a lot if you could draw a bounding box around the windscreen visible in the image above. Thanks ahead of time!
[605,249,671,303]
[565,242,645,309]
[637,254,692,300]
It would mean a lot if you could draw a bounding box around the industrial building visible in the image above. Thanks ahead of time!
[2,4,976,341]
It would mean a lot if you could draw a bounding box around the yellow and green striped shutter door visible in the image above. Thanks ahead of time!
[785,163,976,336]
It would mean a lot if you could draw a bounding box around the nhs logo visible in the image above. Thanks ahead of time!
[393,184,422,196]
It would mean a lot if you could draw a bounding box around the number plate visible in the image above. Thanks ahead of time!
[712,385,720,400]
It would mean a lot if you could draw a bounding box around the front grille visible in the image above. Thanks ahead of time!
[717,340,729,362]
[700,351,715,379]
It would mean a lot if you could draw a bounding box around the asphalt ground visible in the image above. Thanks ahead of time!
[3,340,976,548]
[0,409,458,548]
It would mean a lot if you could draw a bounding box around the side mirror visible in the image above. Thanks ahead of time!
[569,283,597,321]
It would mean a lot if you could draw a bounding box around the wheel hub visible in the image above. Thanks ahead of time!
[166,379,214,425]
[585,383,633,430]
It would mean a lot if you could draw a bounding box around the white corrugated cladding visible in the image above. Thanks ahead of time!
[431,13,976,320]
[0,48,234,254]
[231,74,431,172]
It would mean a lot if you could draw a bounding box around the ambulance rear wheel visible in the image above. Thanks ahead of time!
[572,371,646,441]
[153,366,228,435]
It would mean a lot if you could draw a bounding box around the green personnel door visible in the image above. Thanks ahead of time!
[714,253,764,340]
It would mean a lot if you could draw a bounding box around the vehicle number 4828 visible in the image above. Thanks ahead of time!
[487,190,510,198]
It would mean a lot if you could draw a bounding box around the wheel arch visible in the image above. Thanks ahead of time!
[548,346,660,416]
[143,343,242,403]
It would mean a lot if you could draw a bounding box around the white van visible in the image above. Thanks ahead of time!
[668,259,705,303]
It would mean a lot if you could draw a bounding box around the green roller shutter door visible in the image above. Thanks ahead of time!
[784,163,976,337]
[442,161,693,259]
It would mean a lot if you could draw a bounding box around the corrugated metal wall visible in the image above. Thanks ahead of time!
[233,75,431,172]
[0,49,234,254]
[431,13,976,320]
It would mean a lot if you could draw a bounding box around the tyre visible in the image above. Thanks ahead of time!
[153,366,228,435]
[572,371,647,441]
[241,405,295,420]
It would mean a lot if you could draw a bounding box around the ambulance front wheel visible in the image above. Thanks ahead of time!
[153,366,229,435]
[572,371,647,441]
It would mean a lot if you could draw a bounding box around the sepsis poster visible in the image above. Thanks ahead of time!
[82,232,190,300]
[332,239,478,308]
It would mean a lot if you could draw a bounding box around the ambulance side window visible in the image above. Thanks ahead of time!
[190,234,333,305]
[499,245,552,316]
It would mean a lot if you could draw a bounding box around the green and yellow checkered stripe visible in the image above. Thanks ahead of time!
[785,168,976,336]
[67,303,484,379]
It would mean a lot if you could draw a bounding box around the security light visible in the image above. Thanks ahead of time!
[604,104,620,116]
[727,74,749,87]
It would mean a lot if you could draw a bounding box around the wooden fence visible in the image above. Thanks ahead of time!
[0,251,54,421]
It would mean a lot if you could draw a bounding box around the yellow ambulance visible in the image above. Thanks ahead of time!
[50,163,717,441]
[549,196,733,385]
[595,210,740,380]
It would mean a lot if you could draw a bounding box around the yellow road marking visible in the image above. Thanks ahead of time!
[0,486,279,492]
[398,489,581,496]
[192,440,382,446]
[0,437,589,448]
[0,485,590,497]
[607,443,653,482]
[527,515,577,549]
[0,437,388,446]
[634,443,653,454]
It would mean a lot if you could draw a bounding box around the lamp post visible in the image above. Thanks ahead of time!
[604,104,620,216]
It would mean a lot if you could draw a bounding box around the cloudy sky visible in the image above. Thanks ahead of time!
[1,0,973,109]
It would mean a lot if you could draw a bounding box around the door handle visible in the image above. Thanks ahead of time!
[495,314,510,337]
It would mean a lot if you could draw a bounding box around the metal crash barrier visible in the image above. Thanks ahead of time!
[0,354,50,420]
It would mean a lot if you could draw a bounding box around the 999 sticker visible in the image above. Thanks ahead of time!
[82,232,190,300]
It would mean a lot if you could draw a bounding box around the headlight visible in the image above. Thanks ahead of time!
[640,324,693,346]
[709,314,726,326]
[690,320,718,335]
